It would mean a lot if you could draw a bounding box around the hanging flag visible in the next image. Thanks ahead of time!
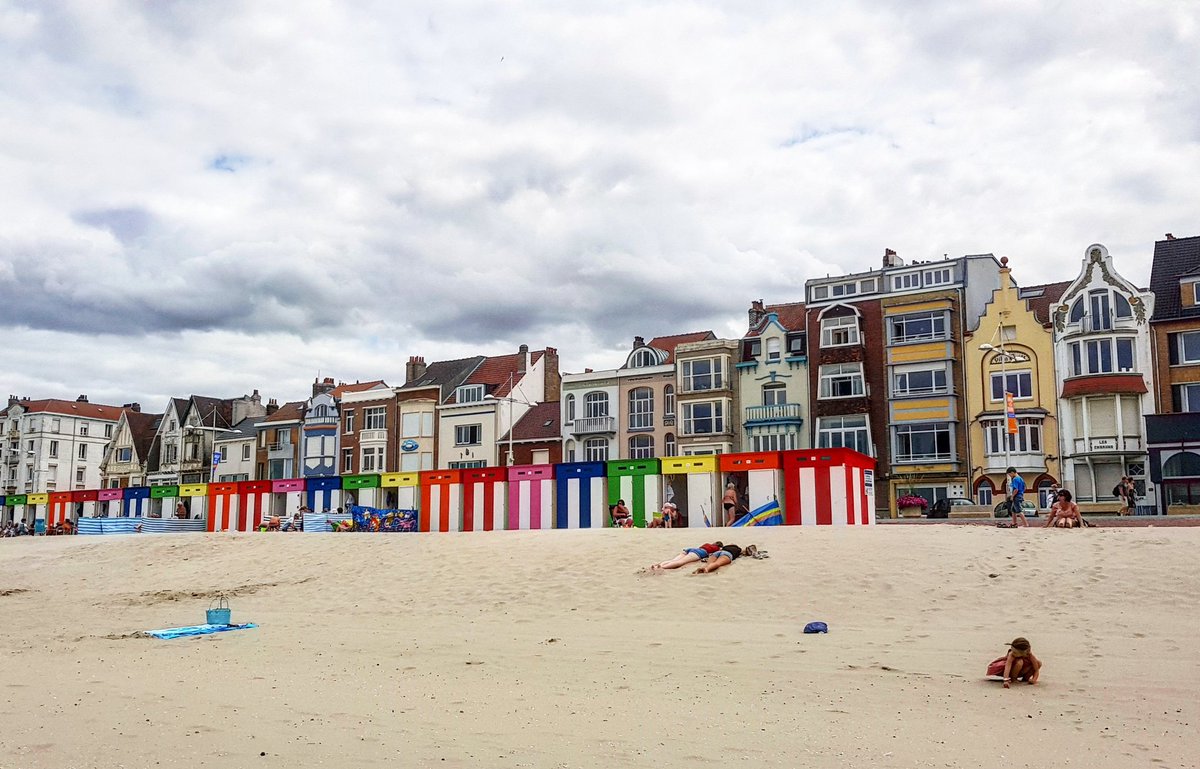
[1005,392,1018,435]
[732,499,783,527]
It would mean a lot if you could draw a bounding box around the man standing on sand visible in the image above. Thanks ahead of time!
[1005,467,1028,527]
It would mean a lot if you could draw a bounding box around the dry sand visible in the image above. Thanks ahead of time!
[1,526,1197,769]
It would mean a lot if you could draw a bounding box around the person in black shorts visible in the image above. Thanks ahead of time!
[693,544,758,574]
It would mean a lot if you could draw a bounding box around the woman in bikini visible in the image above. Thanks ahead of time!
[1044,489,1082,528]
[722,482,739,526]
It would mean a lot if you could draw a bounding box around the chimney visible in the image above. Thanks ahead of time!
[518,344,530,376]
[633,336,645,349]
[542,347,561,401]
[312,377,336,397]
[584,368,593,373]
[1166,233,1176,240]
[76,394,88,403]
[883,248,903,268]
[123,402,141,412]
[406,355,427,384]
[266,398,279,416]
[748,299,766,328]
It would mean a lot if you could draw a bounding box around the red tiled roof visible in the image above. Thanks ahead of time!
[646,331,716,363]
[14,398,130,421]
[1021,281,1071,326]
[462,351,546,397]
[262,401,307,423]
[745,302,806,336]
[505,401,561,441]
[1061,374,1148,399]
[331,380,387,398]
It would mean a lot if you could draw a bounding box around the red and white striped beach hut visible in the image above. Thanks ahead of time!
[462,467,506,531]
[781,448,876,525]
[419,469,463,533]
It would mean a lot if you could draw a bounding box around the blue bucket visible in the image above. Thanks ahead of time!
[206,597,231,626]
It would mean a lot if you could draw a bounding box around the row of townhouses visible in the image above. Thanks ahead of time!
[4,236,1199,517]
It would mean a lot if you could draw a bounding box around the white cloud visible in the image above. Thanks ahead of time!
[1,0,1198,407]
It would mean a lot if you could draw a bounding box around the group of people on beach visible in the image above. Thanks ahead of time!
[645,541,761,574]
[1001,467,1087,529]
[1,520,32,537]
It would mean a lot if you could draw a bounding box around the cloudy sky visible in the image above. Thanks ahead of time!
[2,1,1198,409]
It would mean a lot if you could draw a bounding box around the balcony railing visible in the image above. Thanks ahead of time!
[744,404,803,424]
[571,416,616,435]
[305,416,338,427]
[359,430,388,442]
[268,442,295,458]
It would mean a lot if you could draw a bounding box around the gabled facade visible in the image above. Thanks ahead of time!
[965,260,1068,508]
[98,408,162,489]
[301,378,388,478]
[146,392,267,488]
[1051,244,1155,509]
[739,301,809,452]
[1145,233,1200,514]
[437,345,560,468]
[501,401,563,466]
[396,356,482,472]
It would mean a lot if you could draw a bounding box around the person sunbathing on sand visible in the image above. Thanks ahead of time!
[693,544,757,574]
[989,637,1041,688]
[649,542,723,570]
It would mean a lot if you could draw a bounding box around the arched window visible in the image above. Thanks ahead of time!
[629,435,654,459]
[584,437,608,462]
[628,348,659,368]
[664,433,677,457]
[1163,451,1200,478]
[663,385,675,416]
[1114,292,1133,319]
[1069,298,1085,324]
[565,439,576,463]
[629,387,654,430]
[565,394,576,423]
[584,392,608,419]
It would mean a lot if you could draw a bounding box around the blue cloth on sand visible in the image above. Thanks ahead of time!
[146,623,257,640]
[803,621,828,634]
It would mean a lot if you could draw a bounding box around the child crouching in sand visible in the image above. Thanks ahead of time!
[987,637,1041,688]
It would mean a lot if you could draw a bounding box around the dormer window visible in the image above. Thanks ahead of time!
[787,333,806,354]
[766,338,781,362]
[628,348,659,368]
[924,267,952,286]
[456,384,485,403]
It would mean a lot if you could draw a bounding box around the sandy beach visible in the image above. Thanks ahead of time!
[1,526,1197,769]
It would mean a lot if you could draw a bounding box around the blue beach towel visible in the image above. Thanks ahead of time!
[803,621,828,634]
[145,623,257,640]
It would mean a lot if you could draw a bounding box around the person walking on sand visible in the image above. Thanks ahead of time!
[649,541,723,570]
[693,544,758,574]
[987,637,1041,688]
[1004,467,1028,527]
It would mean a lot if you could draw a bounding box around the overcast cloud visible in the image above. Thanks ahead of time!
[2,0,1198,408]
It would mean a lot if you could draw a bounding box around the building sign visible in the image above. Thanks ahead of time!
[990,351,1030,365]
[401,439,419,452]
[1005,393,1018,435]
[212,451,222,465]
[1090,437,1118,451]
[863,469,874,494]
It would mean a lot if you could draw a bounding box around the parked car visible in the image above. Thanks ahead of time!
[927,497,977,518]
[993,499,1039,518]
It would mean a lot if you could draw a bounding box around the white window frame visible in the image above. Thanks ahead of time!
[820,315,860,347]
[819,363,866,399]
[892,272,920,291]
[816,415,871,454]
[342,448,353,473]
[454,424,482,446]
[1179,383,1200,412]
[455,384,485,403]
[628,388,654,430]
[810,285,829,300]
[977,486,993,506]
[343,411,355,434]
[762,383,788,405]
[49,440,59,458]
[681,358,724,392]
[664,385,675,417]
[1070,337,1136,375]
[584,391,609,418]
[78,443,87,460]
[565,394,576,423]
[983,417,1043,456]
[664,433,676,456]
[989,370,1034,401]
[402,413,421,437]
[628,434,654,459]
[681,401,725,436]
[1177,330,1200,365]
[766,338,781,362]
[79,423,89,436]
[117,447,133,463]
[924,267,952,286]
[361,446,384,473]
[831,282,857,298]
[892,363,949,397]
[363,406,387,430]
[242,444,252,461]
[583,437,608,462]
[859,278,877,293]
[628,348,658,368]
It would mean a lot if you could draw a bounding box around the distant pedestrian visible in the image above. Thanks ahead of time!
[1003,467,1028,527]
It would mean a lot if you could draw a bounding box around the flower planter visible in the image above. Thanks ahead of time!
[898,505,924,518]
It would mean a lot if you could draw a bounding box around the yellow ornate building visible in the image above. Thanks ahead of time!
[965,258,1066,509]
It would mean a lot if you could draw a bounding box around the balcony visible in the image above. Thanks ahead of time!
[984,453,1046,474]
[1070,435,1143,455]
[305,416,338,427]
[570,416,616,435]
[359,430,388,443]
[744,404,803,425]
[268,442,295,459]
